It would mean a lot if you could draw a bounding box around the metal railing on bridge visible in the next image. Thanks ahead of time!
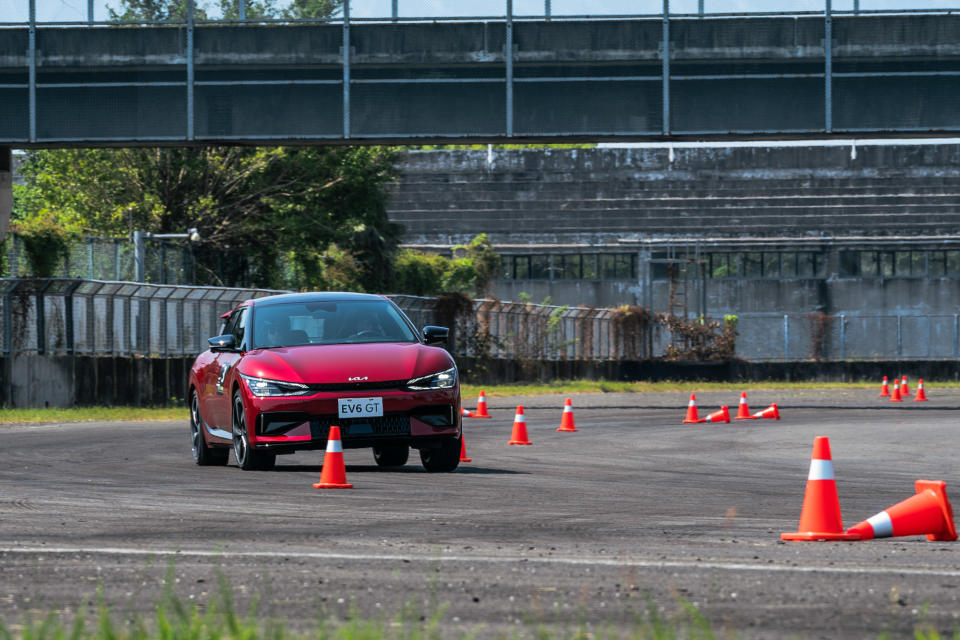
[2,1,958,145]
[3,278,959,362]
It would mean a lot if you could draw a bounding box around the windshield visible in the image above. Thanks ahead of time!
[251,300,418,349]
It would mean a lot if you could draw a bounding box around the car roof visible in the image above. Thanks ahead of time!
[244,291,388,308]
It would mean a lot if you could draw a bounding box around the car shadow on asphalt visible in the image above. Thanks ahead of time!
[271,464,528,475]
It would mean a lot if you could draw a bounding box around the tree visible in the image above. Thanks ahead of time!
[14,146,398,289]
[109,0,341,21]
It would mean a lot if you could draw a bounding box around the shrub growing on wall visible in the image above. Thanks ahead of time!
[13,213,75,277]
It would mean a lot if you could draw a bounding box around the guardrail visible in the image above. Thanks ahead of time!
[2,0,956,26]
[4,278,960,362]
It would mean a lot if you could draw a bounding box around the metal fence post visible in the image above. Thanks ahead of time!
[783,314,789,361]
[186,0,195,141]
[545,0,551,19]
[839,314,845,360]
[505,0,514,138]
[661,0,670,136]
[824,0,832,133]
[88,0,94,23]
[28,0,37,143]
[343,0,351,139]
[36,281,50,355]
[239,0,246,20]
[897,314,902,358]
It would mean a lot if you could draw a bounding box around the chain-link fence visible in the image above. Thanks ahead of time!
[4,277,959,361]
[2,234,199,285]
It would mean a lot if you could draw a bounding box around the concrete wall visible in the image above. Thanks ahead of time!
[4,354,960,408]
[0,355,192,408]
[387,144,960,313]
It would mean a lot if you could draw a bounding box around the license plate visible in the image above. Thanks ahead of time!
[338,397,384,419]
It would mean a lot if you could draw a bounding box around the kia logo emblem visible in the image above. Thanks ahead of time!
[348,376,368,382]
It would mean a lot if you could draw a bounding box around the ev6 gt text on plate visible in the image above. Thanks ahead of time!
[339,397,384,419]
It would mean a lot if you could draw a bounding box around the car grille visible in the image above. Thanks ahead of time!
[311,414,411,439]
[306,380,406,392]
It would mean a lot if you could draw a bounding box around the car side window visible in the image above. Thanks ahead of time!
[232,308,248,347]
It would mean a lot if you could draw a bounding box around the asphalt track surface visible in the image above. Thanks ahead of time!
[2,388,960,638]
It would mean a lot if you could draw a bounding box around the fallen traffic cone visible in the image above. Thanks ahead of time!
[734,391,758,420]
[459,435,472,462]
[890,379,903,402]
[473,390,491,418]
[462,407,475,418]
[313,425,353,489]
[914,379,928,402]
[556,397,577,432]
[682,393,705,424]
[752,403,781,420]
[900,375,911,396]
[846,480,957,542]
[508,405,532,445]
[781,436,860,541]
[879,376,891,397]
[704,405,730,423]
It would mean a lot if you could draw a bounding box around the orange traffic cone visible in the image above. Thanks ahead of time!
[879,376,891,397]
[473,390,491,418]
[556,397,577,432]
[508,405,532,445]
[682,393,705,424]
[781,436,860,541]
[914,379,928,402]
[704,405,730,423]
[846,480,957,542]
[734,391,757,420]
[890,379,903,402]
[462,407,475,418]
[752,403,780,419]
[900,375,911,396]
[459,435,472,462]
[313,425,353,489]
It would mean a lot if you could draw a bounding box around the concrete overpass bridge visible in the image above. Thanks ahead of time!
[1,9,959,146]
[1,6,959,235]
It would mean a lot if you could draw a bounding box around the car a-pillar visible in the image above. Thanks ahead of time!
[0,147,11,243]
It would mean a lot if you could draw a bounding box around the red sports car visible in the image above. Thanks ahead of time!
[188,292,462,472]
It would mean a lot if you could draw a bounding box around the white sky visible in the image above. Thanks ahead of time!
[2,0,957,22]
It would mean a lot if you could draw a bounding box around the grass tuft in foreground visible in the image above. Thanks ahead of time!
[0,569,723,640]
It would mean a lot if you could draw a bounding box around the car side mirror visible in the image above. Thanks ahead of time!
[208,334,237,351]
[422,326,449,345]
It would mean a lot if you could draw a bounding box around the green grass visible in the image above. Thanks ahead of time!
[0,569,722,640]
[0,406,188,424]
[3,378,954,424]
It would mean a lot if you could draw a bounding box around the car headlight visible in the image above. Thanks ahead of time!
[405,366,457,391]
[239,373,311,397]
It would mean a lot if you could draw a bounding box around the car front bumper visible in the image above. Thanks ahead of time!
[240,386,461,452]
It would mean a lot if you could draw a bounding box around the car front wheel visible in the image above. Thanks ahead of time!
[419,437,461,473]
[232,392,276,471]
[191,391,228,466]
[373,444,409,467]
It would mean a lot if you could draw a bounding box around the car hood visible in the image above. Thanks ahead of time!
[238,342,454,384]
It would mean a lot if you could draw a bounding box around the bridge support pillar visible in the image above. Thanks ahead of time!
[0,147,11,243]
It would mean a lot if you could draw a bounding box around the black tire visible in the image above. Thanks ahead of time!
[373,444,409,467]
[419,437,461,473]
[232,392,276,471]
[191,390,228,466]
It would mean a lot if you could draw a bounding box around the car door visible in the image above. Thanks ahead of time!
[208,307,248,430]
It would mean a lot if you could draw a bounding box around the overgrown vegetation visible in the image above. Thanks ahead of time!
[612,307,738,361]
